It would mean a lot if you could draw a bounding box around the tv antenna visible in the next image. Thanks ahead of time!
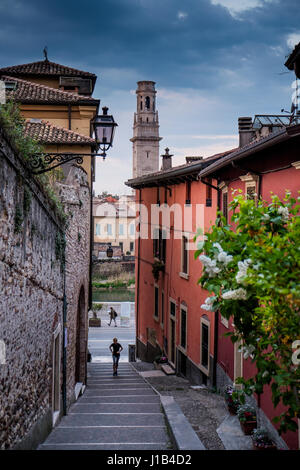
[43,46,49,62]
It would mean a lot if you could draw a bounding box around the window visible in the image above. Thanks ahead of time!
[119,224,124,236]
[145,96,150,109]
[206,178,212,207]
[180,306,187,350]
[181,235,189,275]
[129,223,135,236]
[119,242,123,252]
[222,190,228,223]
[161,291,164,326]
[154,286,159,318]
[153,228,166,262]
[170,299,176,318]
[130,241,134,252]
[107,224,112,235]
[95,223,101,236]
[185,181,191,205]
[246,183,257,203]
[200,317,210,374]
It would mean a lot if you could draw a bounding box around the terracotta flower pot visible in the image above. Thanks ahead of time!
[240,420,257,435]
[253,441,277,451]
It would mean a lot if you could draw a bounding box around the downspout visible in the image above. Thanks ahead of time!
[136,189,142,356]
[62,232,67,415]
[199,177,220,389]
[68,104,72,130]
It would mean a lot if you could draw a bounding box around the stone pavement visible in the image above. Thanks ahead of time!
[39,362,172,450]
[132,361,253,450]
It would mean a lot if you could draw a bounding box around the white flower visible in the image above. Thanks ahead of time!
[222,288,247,301]
[213,242,223,252]
[199,255,221,277]
[278,205,289,222]
[236,259,251,284]
[262,213,270,221]
[241,344,255,360]
[217,251,233,265]
[262,371,269,378]
[201,296,217,312]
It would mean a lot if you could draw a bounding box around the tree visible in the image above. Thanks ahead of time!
[195,191,300,434]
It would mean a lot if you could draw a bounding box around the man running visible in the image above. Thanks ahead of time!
[109,338,123,376]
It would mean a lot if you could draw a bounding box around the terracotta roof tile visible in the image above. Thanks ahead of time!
[0,60,96,78]
[2,76,99,105]
[24,120,96,146]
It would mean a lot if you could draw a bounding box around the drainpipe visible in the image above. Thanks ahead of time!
[68,104,72,130]
[62,232,68,415]
[136,189,142,356]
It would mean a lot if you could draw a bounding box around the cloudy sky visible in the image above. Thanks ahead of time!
[0,0,299,195]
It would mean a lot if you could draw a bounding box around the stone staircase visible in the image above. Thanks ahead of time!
[39,363,172,450]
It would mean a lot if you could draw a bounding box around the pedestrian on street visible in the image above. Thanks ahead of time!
[109,338,123,376]
[107,306,118,327]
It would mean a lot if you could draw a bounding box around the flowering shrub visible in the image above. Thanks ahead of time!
[195,192,300,434]
[251,428,275,448]
[224,385,245,409]
[237,404,257,423]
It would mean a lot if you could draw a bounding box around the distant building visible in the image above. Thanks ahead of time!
[93,194,136,257]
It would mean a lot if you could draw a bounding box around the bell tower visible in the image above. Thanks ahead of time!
[131,81,162,178]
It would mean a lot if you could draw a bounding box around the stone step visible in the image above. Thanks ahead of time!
[69,403,162,414]
[41,426,168,445]
[87,383,150,389]
[39,442,169,450]
[58,412,165,427]
[84,388,157,396]
[79,395,160,404]
[161,364,176,375]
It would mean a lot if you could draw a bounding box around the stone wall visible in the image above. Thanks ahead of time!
[92,260,135,280]
[0,126,64,449]
[56,166,90,405]
[0,127,91,449]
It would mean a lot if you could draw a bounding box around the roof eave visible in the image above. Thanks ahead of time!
[198,125,300,179]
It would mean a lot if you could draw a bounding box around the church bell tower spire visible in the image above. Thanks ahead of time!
[131,81,162,178]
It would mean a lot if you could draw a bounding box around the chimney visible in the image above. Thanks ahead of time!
[238,117,254,147]
[161,148,173,170]
[185,156,203,164]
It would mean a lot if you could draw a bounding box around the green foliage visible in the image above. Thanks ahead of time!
[14,206,23,233]
[0,100,67,224]
[92,303,103,311]
[196,192,300,435]
[152,259,165,281]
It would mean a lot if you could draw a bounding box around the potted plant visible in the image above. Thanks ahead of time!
[224,385,245,414]
[251,428,277,451]
[237,404,257,435]
[89,303,102,327]
[152,259,165,281]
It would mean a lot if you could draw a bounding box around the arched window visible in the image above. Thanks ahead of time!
[145,96,150,109]
[140,100,143,110]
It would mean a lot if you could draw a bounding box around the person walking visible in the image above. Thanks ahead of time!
[109,338,123,376]
[107,307,118,327]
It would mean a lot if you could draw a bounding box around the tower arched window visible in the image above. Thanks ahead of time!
[145,96,150,110]
[140,100,143,110]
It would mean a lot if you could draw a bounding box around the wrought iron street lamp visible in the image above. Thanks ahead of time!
[27,106,118,174]
[93,107,118,159]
